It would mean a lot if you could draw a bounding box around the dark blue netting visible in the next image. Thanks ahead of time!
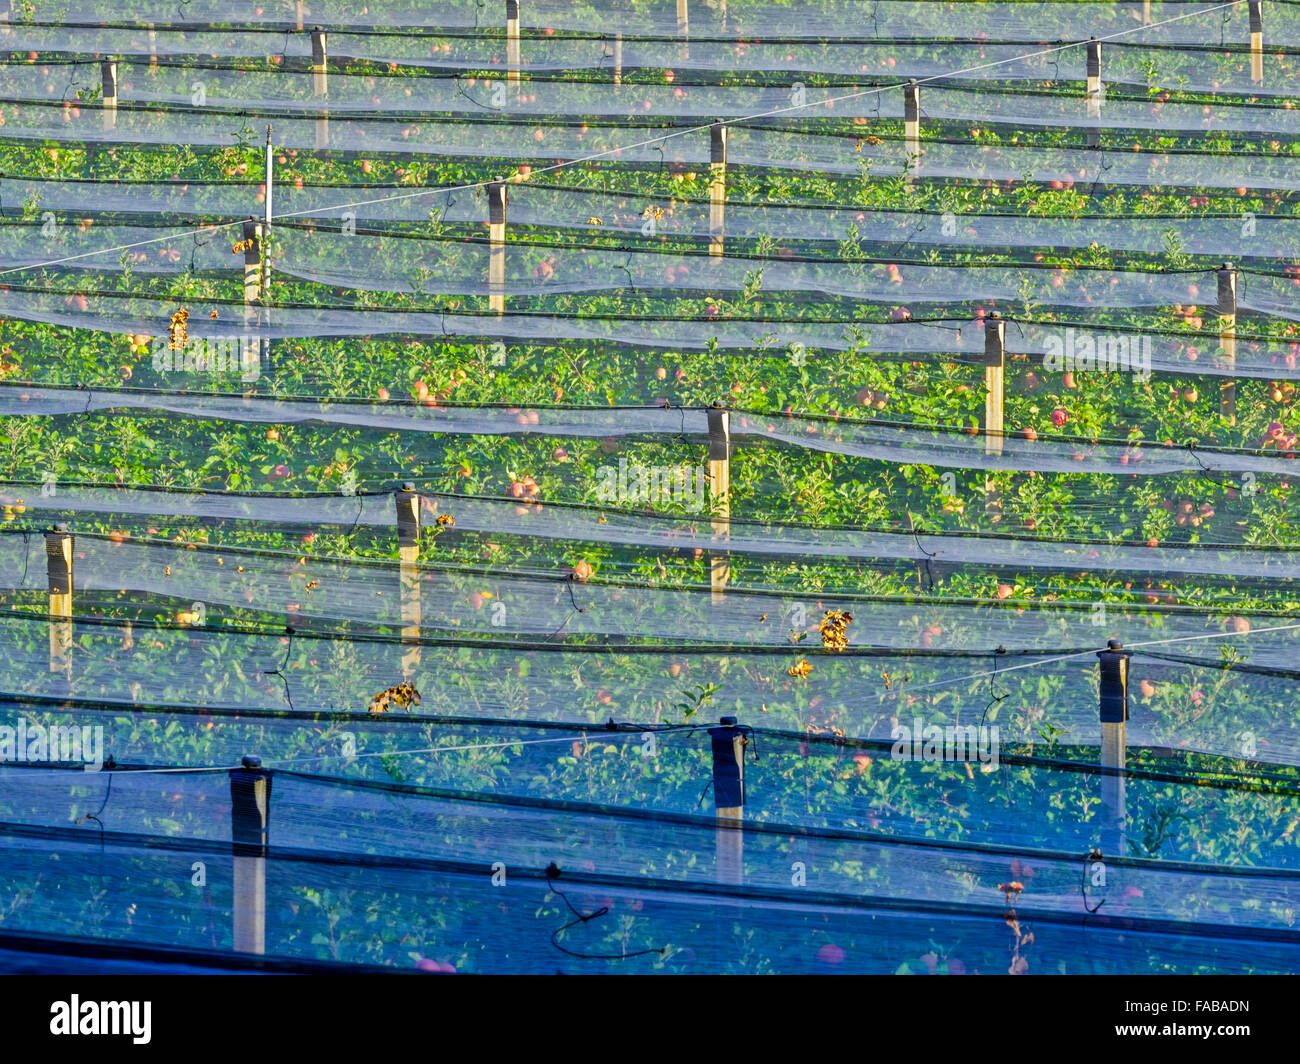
[3,0,1299,976]
[4,827,1298,974]
[0,758,1298,973]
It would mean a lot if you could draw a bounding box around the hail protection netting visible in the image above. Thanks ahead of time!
[3,101,1300,186]
[6,522,1300,637]
[6,34,1300,97]
[8,176,1300,266]
[3,0,1300,973]
[1,0,1290,39]
[10,58,1300,139]
[0,748,1298,972]
[1,708,1295,860]
[3,824,1297,974]
[2,597,1300,767]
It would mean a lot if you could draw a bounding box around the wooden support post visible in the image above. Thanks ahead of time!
[1142,0,1150,25]
[903,80,920,172]
[488,178,507,315]
[983,315,1005,518]
[101,58,117,131]
[709,716,745,885]
[295,0,305,32]
[242,217,263,308]
[506,0,521,89]
[45,524,72,681]
[396,482,422,679]
[1218,262,1237,422]
[148,23,157,69]
[707,404,730,602]
[311,27,328,148]
[709,123,727,258]
[229,754,272,955]
[983,315,1005,456]
[613,32,622,87]
[1250,0,1263,84]
[1086,38,1102,149]
[242,217,263,372]
[677,0,689,60]
[1096,639,1130,842]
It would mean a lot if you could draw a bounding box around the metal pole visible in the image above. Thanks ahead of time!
[230,754,272,954]
[677,0,689,60]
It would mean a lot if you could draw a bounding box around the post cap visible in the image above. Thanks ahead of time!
[1107,638,1123,650]
[719,715,738,726]
[401,481,416,492]
[52,522,69,533]
[242,754,263,770]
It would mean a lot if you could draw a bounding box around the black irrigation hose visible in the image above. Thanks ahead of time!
[544,862,666,961]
